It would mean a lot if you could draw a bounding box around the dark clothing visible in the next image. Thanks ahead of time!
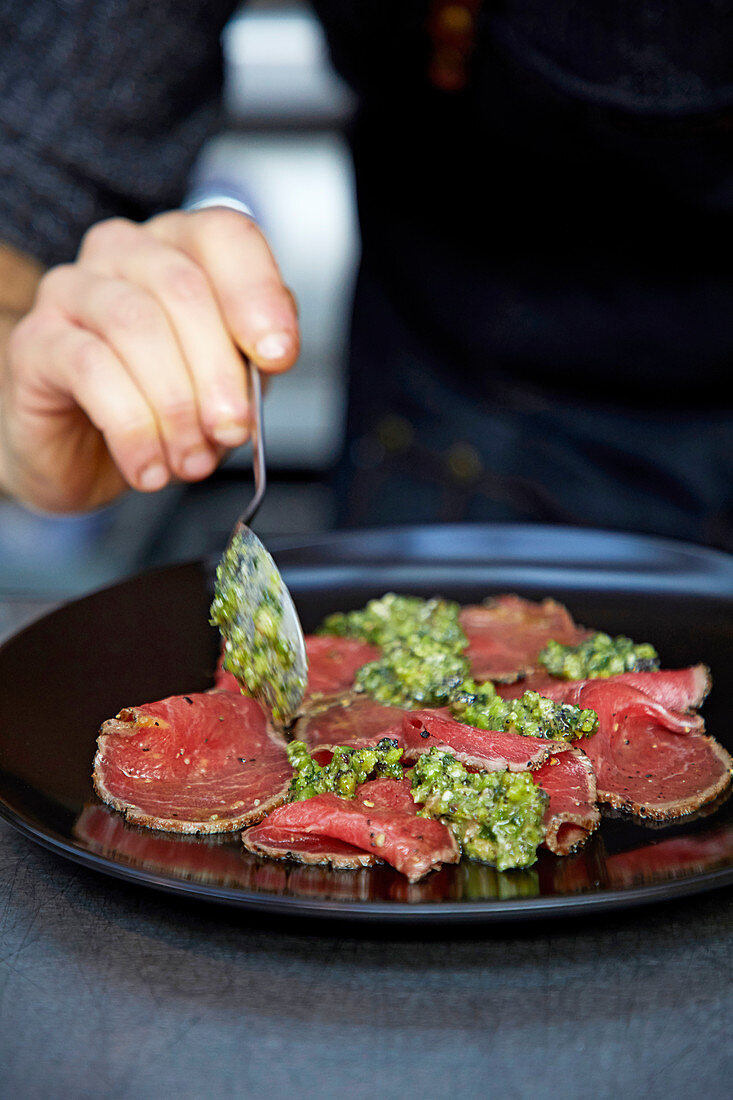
[0,0,237,266]
[1,1,732,546]
[313,1,733,544]
[338,260,733,548]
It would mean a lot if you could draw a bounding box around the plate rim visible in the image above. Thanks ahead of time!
[2,802,732,923]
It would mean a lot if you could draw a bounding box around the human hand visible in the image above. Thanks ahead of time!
[0,208,299,513]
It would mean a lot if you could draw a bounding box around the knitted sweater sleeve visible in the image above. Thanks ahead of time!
[0,0,239,267]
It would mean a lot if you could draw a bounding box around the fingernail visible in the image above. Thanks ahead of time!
[138,463,169,491]
[181,448,216,479]
[255,332,293,361]
[212,420,249,448]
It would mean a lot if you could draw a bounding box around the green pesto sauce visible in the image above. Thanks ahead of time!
[287,738,404,801]
[449,678,598,741]
[319,593,465,649]
[410,749,548,871]
[319,593,469,708]
[210,539,305,723]
[355,637,469,709]
[539,632,659,680]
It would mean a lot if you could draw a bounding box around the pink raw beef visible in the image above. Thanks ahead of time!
[459,594,590,682]
[302,635,381,697]
[241,828,379,869]
[292,692,405,754]
[400,710,562,771]
[242,777,459,882]
[213,635,380,701]
[297,701,560,772]
[532,749,600,855]
[498,664,711,713]
[93,691,292,833]
[241,777,418,869]
[566,680,733,819]
[354,775,417,811]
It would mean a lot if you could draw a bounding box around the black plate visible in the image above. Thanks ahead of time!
[1,523,732,922]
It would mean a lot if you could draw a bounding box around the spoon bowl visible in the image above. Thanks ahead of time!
[210,364,308,722]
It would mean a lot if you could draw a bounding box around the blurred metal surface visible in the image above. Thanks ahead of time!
[223,1,356,129]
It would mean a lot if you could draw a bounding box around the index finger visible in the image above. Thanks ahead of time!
[147,209,300,374]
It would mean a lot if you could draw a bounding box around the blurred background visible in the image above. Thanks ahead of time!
[0,0,355,600]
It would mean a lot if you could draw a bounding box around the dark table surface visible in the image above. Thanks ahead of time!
[1,597,732,1099]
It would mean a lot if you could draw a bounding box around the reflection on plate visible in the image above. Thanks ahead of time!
[73,802,541,904]
[1,524,732,921]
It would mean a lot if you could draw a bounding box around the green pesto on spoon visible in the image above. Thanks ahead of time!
[210,364,307,723]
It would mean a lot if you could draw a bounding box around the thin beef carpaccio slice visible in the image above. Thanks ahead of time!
[459,594,590,682]
[295,692,563,773]
[531,750,600,856]
[297,699,555,776]
[213,635,380,700]
[506,677,706,736]
[401,710,563,772]
[241,777,416,870]
[242,777,459,882]
[498,665,711,714]
[292,692,406,754]
[564,680,733,819]
[302,636,381,697]
[241,827,379,869]
[93,691,293,833]
[404,712,599,853]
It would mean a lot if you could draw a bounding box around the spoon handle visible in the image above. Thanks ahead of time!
[239,362,267,528]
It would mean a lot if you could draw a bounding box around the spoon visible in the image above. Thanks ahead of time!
[210,364,308,723]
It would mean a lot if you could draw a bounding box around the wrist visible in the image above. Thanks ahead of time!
[0,242,44,497]
[0,243,44,314]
